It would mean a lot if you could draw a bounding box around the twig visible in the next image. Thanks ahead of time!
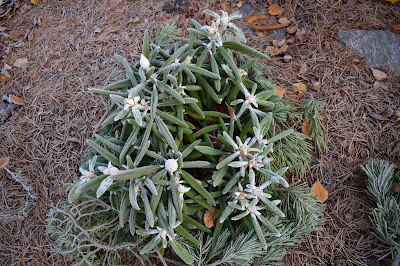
[253,23,289,31]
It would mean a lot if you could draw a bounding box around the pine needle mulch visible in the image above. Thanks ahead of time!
[0,0,399,265]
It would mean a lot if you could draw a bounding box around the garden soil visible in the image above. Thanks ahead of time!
[0,0,399,265]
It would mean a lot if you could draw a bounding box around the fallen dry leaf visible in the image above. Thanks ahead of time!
[311,180,328,203]
[293,82,306,94]
[14,58,29,68]
[371,68,387,81]
[393,183,400,193]
[367,112,390,121]
[274,85,285,96]
[253,23,288,31]
[204,207,218,228]
[348,142,356,156]
[31,0,39,4]
[236,1,243,8]
[0,157,10,169]
[283,54,292,62]
[393,25,400,30]
[278,17,290,24]
[313,82,321,90]
[0,74,9,81]
[287,24,298,34]
[373,81,392,90]
[268,4,284,15]
[384,0,399,3]
[245,15,270,23]
[266,45,289,56]
[9,95,24,105]
[299,63,308,74]
[302,120,311,137]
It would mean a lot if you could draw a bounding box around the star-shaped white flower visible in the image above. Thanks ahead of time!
[98,162,120,176]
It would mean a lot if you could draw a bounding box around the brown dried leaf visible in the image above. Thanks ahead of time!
[0,157,10,169]
[268,4,284,15]
[287,24,298,34]
[311,180,328,203]
[293,82,306,94]
[245,15,269,23]
[274,85,285,97]
[9,95,24,105]
[393,183,400,193]
[371,68,387,81]
[348,142,356,156]
[278,17,290,24]
[367,112,390,121]
[204,207,218,228]
[302,120,311,137]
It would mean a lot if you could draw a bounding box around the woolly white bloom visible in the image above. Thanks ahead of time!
[184,56,192,63]
[165,159,178,174]
[177,184,191,200]
[140,54,150,71]
[98,162,120,176]
[124,96,149,126]
[239,69,248,77]
[79,156,97,181]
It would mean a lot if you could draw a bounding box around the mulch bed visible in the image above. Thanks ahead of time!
[0,0,399,265]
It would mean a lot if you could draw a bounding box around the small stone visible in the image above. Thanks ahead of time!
[371,68,387,81]
[287,24,298,34]
[338,30,400,76]
[278,17,290,24]
[283,54,292,62]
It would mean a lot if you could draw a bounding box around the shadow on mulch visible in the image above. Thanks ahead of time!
[0,0,399,265]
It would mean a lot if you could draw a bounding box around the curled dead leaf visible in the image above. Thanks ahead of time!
[31,0,39,4]
[245,15,269,23]
[311,180,328,203]
[9,95,24,105]
[204,207,218,228]
[293,82,306,94]
[302,120,311,137]
[274,85,285,97]
[0,157,10,169]
[268,4,284,15]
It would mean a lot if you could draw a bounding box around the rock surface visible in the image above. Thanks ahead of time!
[338,30,400,76]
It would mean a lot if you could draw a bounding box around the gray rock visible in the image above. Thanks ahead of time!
[238,3,254,17]
[338,30,400,76]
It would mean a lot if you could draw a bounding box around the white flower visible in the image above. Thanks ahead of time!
[165,159,178,174]
[124,96,146,111]
[239,69,248,77]
[140,54,150,71]
[79,156,97,181]
[220,10,229,29]
[184,56,192,63]
[124,96,149,126]
[177,184,191,200]
[98,162,120,176]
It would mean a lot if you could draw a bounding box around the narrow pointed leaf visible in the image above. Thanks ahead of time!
[181,170,216,205]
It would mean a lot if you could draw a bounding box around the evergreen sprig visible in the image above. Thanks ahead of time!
[362,160,400,265]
